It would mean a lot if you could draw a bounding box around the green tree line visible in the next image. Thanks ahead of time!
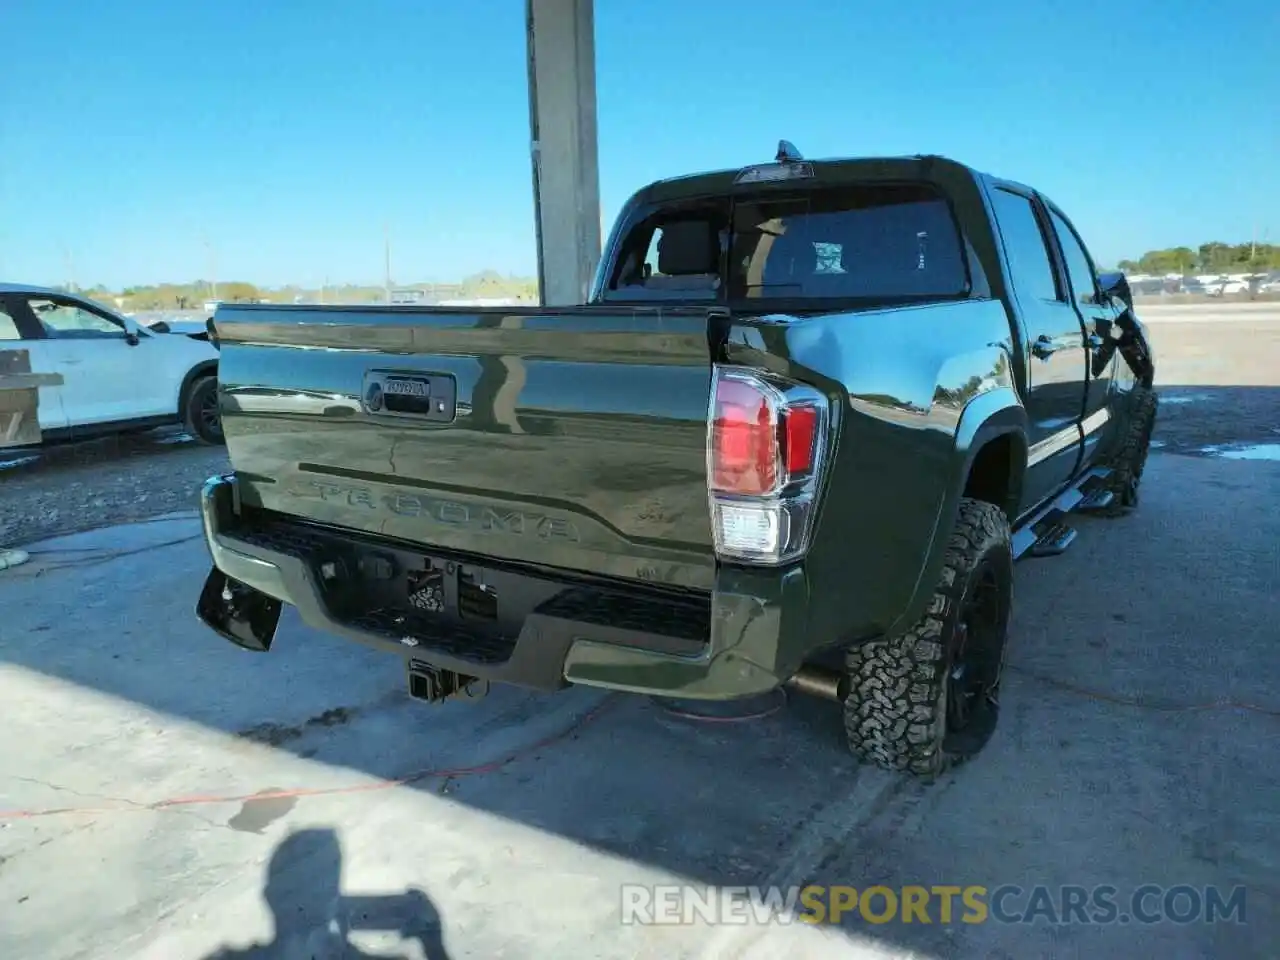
[67,241,1280,309]
[1117,242,1279,276]
[74,271,540,311]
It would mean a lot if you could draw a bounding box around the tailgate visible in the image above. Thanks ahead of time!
[212,305,718,591]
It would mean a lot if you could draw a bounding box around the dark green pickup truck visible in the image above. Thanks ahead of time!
[196,144,1157,777]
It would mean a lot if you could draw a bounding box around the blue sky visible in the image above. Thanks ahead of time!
[1,0,1276,288]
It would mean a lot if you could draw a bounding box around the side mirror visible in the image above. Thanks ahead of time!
[149,320,171,334]
[1096,271,1133,310]
[121,316,143,345]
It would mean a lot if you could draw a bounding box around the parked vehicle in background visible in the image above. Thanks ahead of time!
[0,284,224,445]
[1205,276,1251,296]
[195,145,1158,779]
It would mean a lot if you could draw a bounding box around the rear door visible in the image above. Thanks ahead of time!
[987,185,1089,515]
[1042,203,1121,468]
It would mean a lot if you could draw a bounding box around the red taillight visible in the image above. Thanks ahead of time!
[707,368,829,564]
[782,404,818,475]
[711,378,778,496]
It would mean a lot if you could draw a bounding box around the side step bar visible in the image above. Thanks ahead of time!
[1012,467,1112,561]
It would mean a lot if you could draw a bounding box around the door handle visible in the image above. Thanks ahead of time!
[1031,335,1061,360]
[1086,334,1105,350]
[60,359,83,365]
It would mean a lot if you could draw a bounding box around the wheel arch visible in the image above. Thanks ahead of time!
[880,388,1027,639]
[178,360,219,415]
[954,387,1029,521]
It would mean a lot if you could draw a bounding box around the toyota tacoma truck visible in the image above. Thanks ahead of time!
[195,144,1157,777]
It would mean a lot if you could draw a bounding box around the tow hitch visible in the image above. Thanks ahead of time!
[196,566,283,653]
[406,660,483,704]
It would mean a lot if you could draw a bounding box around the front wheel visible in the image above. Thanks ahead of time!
[843,498,1013,778]
[1103,386,1158,511]
[185,376,224,445]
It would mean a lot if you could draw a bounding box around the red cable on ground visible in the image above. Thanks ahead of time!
[0,695,620,822]
[4,672,1273,823]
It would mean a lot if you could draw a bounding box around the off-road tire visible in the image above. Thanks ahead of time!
[185,376,224,445]
[843,498,1013,779]
[1103,386,1158,512]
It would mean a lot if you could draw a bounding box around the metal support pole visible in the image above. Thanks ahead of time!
[526,0,601,306]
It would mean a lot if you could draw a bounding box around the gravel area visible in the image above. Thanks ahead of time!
[2,314,1276,547]
[1,428,229,547]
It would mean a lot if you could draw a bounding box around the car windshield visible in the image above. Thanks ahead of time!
[728,181,970,303]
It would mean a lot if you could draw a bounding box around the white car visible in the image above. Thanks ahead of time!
[0,284,223,445]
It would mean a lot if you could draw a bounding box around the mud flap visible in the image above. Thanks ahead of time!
[196,566,283,653]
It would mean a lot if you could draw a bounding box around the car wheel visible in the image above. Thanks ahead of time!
[185,376,224,445]
[842,498,1013,779]
[1103,386,1158,511]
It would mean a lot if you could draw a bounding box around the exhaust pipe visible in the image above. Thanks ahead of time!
[785,665,848,703]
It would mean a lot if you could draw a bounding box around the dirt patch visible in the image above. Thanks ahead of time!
[237,707,358,747]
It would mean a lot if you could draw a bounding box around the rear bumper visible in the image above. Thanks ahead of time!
[198,474,813,699]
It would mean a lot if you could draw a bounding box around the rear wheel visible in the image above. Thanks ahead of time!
[185,376,224,445]
[1103,386,1158,511]
[843,498,1013,778]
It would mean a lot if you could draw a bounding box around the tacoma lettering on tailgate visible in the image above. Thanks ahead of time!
[305,480,581,542]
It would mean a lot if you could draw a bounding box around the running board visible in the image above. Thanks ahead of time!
[1076,488,1116,513]
[1012,467,1111,560]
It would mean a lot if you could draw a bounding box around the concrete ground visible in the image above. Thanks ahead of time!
[1,305,1278,959]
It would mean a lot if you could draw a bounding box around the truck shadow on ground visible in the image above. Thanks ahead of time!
[199,827,451,960]
[2,400,1279,957]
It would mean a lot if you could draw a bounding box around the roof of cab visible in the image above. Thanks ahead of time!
[0,282,69,296]
[635,153,984,205]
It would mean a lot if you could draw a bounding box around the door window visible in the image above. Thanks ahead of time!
[27,297,125,338]
[0,306,21,340]
[991,189,1060,302]
[1048,211,1100,306]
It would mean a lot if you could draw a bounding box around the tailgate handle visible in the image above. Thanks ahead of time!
[363,371,457,422]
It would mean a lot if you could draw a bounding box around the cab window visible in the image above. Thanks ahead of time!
[729,182,969,302]
[0,306,22,341]
[27,297,125,339]
[607,203,728,302]
[1048,210,1101,306]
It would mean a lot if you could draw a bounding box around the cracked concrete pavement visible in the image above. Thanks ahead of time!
[1,449,1277,959]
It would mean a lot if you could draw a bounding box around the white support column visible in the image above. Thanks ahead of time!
[526,0,601,306]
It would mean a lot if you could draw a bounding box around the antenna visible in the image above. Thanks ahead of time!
[776,140,803,163]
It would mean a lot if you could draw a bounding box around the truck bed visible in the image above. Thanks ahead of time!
[211,303,720,592]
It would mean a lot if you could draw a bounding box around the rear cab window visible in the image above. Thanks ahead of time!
[729,182,970,304]
[602,178,971,308]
